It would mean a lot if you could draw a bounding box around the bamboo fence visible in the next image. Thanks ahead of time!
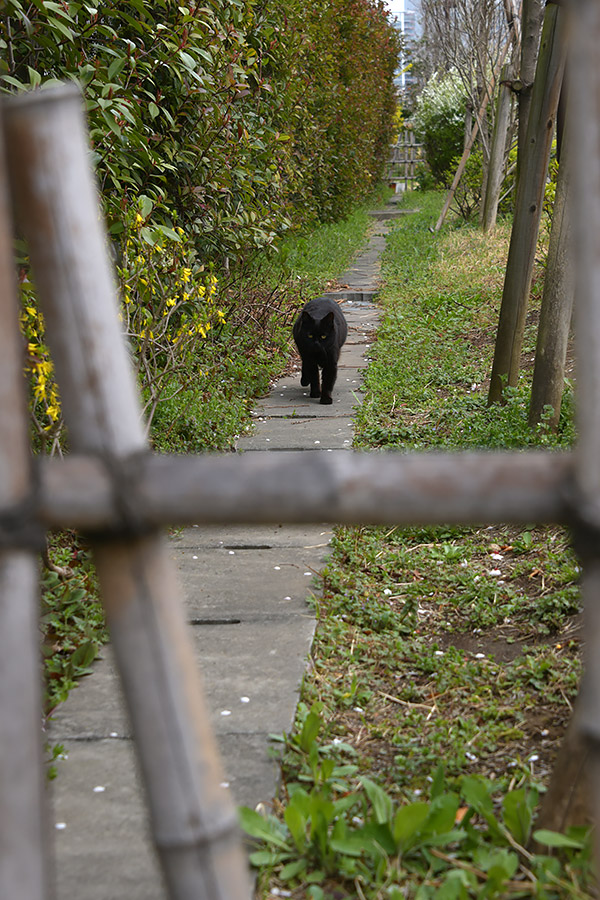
[1,2,599,893]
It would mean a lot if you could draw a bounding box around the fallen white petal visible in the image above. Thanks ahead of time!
[55,823,67,830]
[221,710,232,717]
[93,786,106,793]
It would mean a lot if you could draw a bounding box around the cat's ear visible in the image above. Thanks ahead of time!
[302,311,315,326]
[321,311,334,329]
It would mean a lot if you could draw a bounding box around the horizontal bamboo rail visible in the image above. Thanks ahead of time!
[37,450,574,531]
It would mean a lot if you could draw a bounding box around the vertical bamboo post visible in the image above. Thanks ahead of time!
[0,109,50,900]
[3,84,251,900]
[570,0,600,863]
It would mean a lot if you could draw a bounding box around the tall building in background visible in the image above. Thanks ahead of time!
[390,0,422,102]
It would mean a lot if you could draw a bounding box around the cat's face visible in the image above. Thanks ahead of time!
[301,311,334,347]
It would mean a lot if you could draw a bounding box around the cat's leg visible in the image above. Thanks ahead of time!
[301,360,320,397]
[320,362,337,405]
[309,364,321,398]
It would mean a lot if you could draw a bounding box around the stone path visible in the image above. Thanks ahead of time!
[47,211,390,899]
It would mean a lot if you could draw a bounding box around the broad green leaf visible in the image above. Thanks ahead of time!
[533,829,586,850]
[138,195,154,220]
[360,776,393,825]
[238,807,289,849]
[279,857,306,881]
[502,788,534,846]
[393,801,430,847]
[299,708,321,752]
[248,849,287,867]
[107,56,128,81]
[425,793,460,836]
[284,804,307,853]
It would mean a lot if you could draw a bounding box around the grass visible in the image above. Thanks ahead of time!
[243,192,592,899]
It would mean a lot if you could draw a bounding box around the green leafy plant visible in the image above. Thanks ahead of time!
[241,709,595,898]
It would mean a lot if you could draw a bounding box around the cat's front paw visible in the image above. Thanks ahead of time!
[310,389,321,398]
[300,376,310,387]
[320,395,333,405]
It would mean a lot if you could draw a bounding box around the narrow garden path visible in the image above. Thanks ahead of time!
[47,202,399,899]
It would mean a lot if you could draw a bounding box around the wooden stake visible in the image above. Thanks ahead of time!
[3,84,251,900]
[0,108,50,900]
[488,2,567,403]
[528,117,573,430]
[567,0,600,859]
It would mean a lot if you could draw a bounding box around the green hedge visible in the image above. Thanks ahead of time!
[1,0,401,260]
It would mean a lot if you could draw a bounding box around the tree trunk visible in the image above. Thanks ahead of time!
[528,125,572,430]
[487,3,566,404]
[482,63,514,232]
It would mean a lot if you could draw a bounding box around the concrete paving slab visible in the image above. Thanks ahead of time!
[252,377,365,417]
[189,616,318,735]
[170,523,333,551]
[178,548,324,618]
[52,739,165,900]
[238,416,355,450]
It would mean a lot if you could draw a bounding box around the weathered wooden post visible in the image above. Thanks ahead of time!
[3,84,251,900]
[0,108,51,900]
[488,1,567,403]
[570,0,600,859]
[528,118,573,430]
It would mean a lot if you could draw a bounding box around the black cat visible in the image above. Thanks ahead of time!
[293,298,348,405]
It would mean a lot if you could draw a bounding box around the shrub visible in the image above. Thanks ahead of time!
[412,70,466,186]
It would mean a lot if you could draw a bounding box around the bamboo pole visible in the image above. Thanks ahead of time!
[0,109,50,900]
[568,0,600,861]
[3,84,250,900]
[36,450,573,531]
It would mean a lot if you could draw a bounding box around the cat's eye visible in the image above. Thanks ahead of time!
[307,333,313,338]
[320,334,327,339]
